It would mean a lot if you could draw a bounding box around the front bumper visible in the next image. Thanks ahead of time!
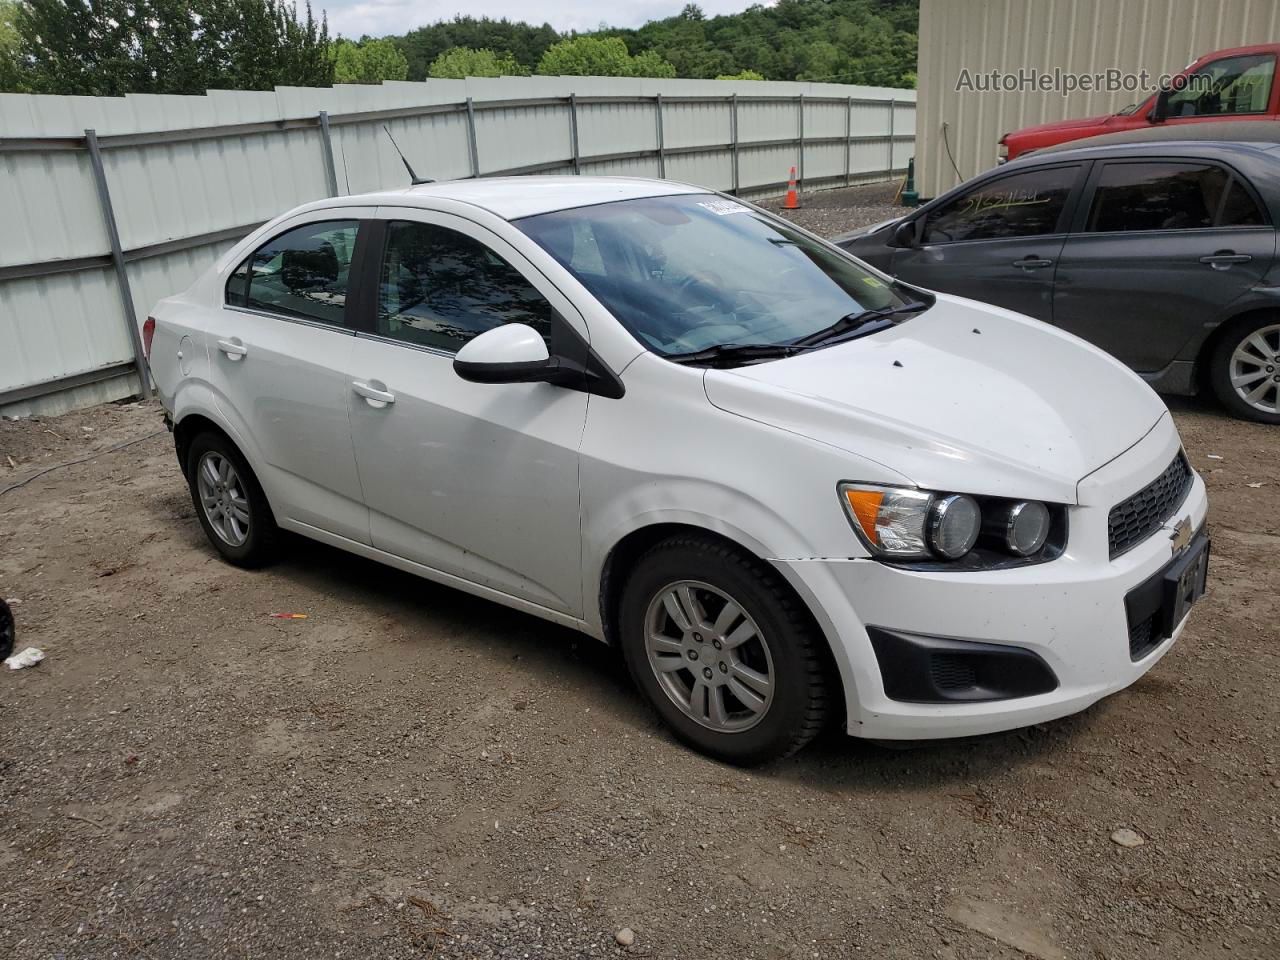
[774,418,1209,740]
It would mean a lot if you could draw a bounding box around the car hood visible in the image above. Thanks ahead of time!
[832,217,901,244]
[1006,113,1121,142]
[702,294,1168,504]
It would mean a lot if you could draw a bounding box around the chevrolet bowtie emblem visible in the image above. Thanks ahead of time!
[1170,517,1193,554]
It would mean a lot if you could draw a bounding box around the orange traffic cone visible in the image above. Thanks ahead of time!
[783,166,800,209]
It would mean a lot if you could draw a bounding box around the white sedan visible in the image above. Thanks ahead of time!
[145,176,1209,765]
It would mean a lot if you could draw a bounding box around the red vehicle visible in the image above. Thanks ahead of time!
[1000,43,1280,161]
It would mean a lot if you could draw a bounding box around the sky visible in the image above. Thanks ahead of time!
[323,0,767,41]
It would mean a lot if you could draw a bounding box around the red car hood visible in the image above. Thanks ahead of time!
[1006,113,1119,141]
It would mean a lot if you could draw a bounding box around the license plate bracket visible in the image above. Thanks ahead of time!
[1124,532,1210,656]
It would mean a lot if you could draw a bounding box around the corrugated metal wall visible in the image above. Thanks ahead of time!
[916,0,1280,200]
[0,75,915,418]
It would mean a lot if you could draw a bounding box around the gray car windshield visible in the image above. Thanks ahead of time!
[515,194,915,356]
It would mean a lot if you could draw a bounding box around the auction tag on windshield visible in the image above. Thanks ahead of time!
[697,199,751,216]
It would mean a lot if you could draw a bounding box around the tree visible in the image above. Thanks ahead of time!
[535,35,674,79]
[0,0,23,91]
[716,69,765,81]
[397,15,557,81]
[15,0,333,96]
[428,46,527,79]
[332,37,408,84]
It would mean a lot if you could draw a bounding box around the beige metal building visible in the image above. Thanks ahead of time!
[915,0,1280,200]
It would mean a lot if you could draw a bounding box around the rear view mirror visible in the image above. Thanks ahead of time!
[454,324,554,385]
[891,219,918,248]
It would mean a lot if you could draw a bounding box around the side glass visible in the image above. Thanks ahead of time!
[921,166,1078,244]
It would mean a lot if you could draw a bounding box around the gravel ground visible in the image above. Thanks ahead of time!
[2,184,1278,960]
[757,180,904,237]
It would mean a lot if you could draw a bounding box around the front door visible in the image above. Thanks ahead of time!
[346,212,588,616]
[1053,159,1275,371]
[890,163,1085,321]
[210,213,373,544]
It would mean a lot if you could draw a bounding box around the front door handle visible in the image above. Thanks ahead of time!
[1200,251,1252,269]
[1012,257,1054,269]
[352,380,395,407]
[216,337,248,359]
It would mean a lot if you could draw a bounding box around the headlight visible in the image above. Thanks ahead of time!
[839,484,1058,564]
[990,500,1051,556]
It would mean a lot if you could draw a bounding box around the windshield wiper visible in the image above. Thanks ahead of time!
[790,299,930,348]
[665,342,807,366]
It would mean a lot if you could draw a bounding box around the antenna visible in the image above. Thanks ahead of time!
[382,125,433,185]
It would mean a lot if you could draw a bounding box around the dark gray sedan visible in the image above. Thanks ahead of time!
[837,137,1280,423]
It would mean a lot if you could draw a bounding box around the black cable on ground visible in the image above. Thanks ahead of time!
[0,429,166,498]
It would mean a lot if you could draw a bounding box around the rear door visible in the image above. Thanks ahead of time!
[210,211,375,544]
[889,162,1086,321]
[1052,159,1275,371]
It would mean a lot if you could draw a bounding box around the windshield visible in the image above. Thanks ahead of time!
[515,194,916,356]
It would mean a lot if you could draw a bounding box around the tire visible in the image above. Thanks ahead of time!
[185,431,279,568]
[618,535,832,766]
[0,598,14,661]
[1208,315,1280,424]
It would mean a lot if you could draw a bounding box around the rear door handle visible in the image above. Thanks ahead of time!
[1012,257,1054,269]
[352,380,395,407]
[1200,252,1252,269]
[216,337,248,359]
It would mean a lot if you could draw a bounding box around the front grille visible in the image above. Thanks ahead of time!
[1108,453,1194,559]
[1128,614,1159,660]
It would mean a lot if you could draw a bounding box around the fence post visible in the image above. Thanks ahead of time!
[844,97,853,187]
[84,129,151,399]
[888,99,897,174]
[730,93,740,194]
[569,93,582,175]
[797,93,804,193]
[655,94,667,178]
[465,97,481,178]
[317,111,339,197]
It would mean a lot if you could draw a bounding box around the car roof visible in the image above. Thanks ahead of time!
[1034,120,1280,156]
[330,176,708,221]
[1006,134,1280,169]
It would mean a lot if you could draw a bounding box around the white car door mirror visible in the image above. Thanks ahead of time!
[453,323,554,385]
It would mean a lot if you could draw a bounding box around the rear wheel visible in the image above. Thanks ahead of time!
[618,536,832,765]
[185,432,279,567]
[1208,316,1280,424]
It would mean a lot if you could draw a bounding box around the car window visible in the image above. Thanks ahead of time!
[1219,176,1267,226]
[517,194,909,356]
[1086,162,1238,232]
[1165,54,1275,117]
[226,220,358,327]
[921,166,1078,244]
[376,221,553,353]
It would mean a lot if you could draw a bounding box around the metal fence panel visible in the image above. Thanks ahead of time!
[0,76,914,415]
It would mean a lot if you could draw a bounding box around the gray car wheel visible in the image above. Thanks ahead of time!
[1210,317,1280,424]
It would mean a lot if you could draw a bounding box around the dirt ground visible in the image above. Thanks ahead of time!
[2,185,1278,960]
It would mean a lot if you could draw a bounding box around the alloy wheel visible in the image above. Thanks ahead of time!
[644,580,775,733]
[196,452,251,547]
[1229,323,1280,415]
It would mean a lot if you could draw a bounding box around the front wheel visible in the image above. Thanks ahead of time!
[618,536,832,765]
[1208,316,1280,423]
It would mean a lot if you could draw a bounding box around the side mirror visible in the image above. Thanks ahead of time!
[1150,88,1171,123]
[454,324,554,385]
[891,219,918,248]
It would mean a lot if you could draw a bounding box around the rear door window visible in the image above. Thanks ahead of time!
[1085,162,1265,232]
[226,220,359,327]
[922,166,1079,244]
